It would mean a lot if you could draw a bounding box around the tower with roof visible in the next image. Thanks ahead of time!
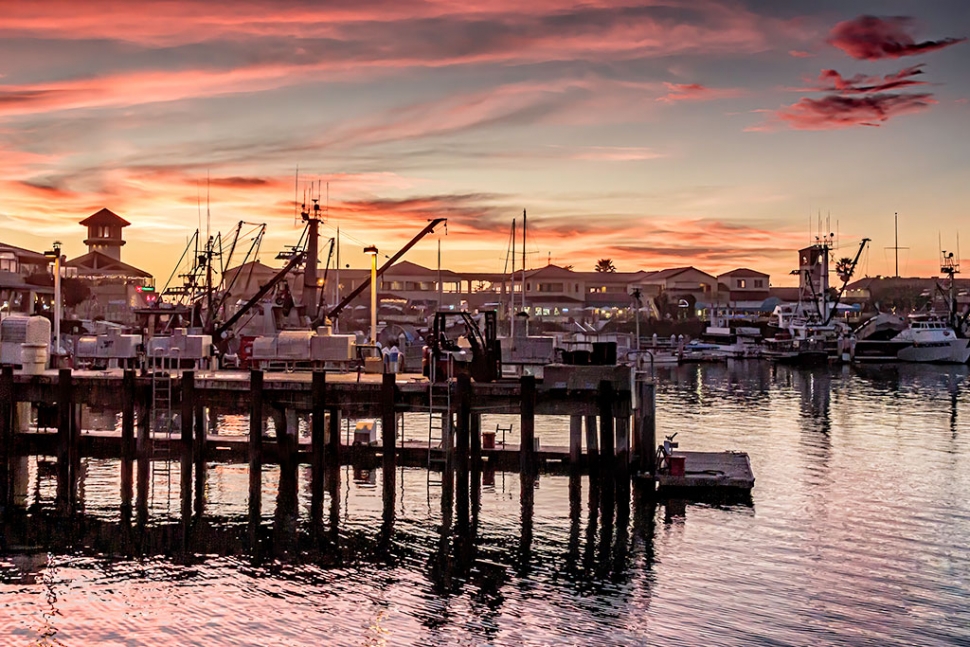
[80,208,130,261]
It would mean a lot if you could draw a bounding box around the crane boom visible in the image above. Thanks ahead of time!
[326,218,446,320]
[824,237,870,326]
[213,251,305,339]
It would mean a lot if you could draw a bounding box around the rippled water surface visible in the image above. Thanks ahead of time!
[2,362,969,646]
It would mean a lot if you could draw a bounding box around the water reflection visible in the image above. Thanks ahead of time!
[2,363,969,645]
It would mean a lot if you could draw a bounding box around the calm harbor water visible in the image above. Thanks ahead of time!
[2,361,969,646]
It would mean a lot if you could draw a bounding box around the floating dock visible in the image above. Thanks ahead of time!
[654,451,754,493]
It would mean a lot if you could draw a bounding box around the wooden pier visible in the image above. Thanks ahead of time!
[0,365,753,516]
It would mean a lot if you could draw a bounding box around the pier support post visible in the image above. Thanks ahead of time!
[121,369,135,510]
[180,370,195,511]
[0,366,13,509]
[381,372,396,473]
[327,405,341,466]
[585,415,599,465]
[520,375,537,475]
[598,380,615,472]
[56,368,75,509]
[249,369,264,530]
[637,379,656,476]
[311,371,326,528]
[615,411,630,480]
[569,415,582,466]
[456,374,471,473]
[470,412,482,470]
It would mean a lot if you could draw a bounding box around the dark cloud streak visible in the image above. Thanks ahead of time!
[828,15,965,60]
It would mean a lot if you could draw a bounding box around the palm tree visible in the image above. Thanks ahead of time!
[835,257,855,283]
[594,258,617,273]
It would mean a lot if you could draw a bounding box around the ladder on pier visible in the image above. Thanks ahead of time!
[426,355,454,487]
[150,348,180,506]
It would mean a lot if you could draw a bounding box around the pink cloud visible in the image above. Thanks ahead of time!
[771,93,935,130]
[655,82,742,104]
[813,65,927,93]
[788,49,814,58]
[828,15,965,60]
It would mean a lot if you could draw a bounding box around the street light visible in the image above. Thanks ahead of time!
[364,245,378,344]
[44,241,63,360]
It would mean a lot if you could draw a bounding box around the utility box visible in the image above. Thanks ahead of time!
[76,328,142,367]
[147,328,213,362]
[0,316,51,366]
[310,326,355,362]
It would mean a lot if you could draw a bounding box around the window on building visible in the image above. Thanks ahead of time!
[538,282,564,292]
[738,279,747,288]
[754,279,764,288]
[0,253,17,273]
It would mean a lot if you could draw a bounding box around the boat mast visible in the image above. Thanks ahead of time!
[522,209,527,333]
[510,218,516,338]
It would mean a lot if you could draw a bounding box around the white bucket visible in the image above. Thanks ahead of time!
[20,343,48,373]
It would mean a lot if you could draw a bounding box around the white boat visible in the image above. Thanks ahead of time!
[895,315,970,364]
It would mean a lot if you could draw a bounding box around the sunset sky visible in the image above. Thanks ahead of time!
[1,0,967,285]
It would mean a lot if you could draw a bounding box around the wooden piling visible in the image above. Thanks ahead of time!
[56,368,74,508]
[121,369,135,509]
[470,413,482,470]
[637,379,657,475]
[311,370,326,526]
[0,366,13,508]
[249,369,263,521]
[615,412,630,478]
[327,403,341,465]
[585,415,599,463]
[569,415,582,466]
[598,380,615,469]
[456,374,471,473]
[520,375,536,474]
[181,370,195,507]
[381,372,396,471]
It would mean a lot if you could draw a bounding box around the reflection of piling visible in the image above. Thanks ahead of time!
[517,471,535,576]
[0,366,12,509]
[520,375,537,475]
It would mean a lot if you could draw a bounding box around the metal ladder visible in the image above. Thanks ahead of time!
[149,347,180,505]
[426,354,453,486]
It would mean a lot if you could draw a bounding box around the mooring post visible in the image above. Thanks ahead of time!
[381,372,396,472]
[120,369,135,509]
[0,366,13,509]
[249,369,264,524]
[180,370,195,507]
[328,404,341,466]
[194,403,205,465]
[598,380,615,471]
[56,368,74,509]
[456,374,471,473]
[585,414,599,464]
[470,412,482,470]
[638,379,657,476]
[311,370,326,527]
[569,415,583,466]
[615,409,630,480]
[520,375,537,475]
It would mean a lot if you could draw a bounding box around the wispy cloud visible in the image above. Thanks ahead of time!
[656,82,743,104]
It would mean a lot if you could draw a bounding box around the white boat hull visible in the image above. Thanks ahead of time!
[896,338,970,364]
